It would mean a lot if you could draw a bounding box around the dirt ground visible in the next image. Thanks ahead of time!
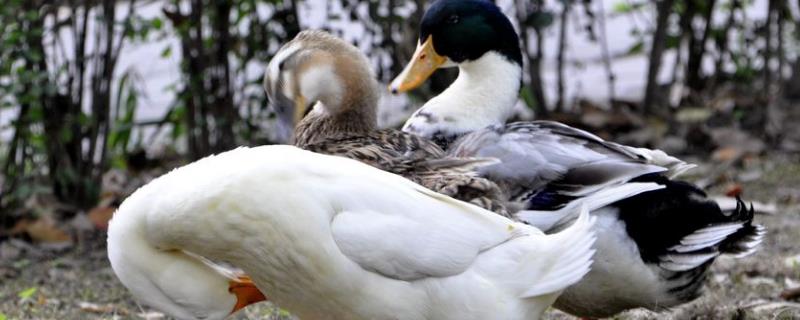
[1,154,799,320]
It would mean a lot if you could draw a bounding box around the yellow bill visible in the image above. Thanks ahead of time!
[389,35,447,94]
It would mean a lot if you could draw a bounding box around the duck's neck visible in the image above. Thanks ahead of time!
[108,189,238,320]
[402,52,521,146]
[294,100,377,148]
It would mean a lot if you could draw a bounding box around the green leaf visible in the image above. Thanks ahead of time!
[151,17,163,29]
[626,41,644,55]
[18,287,37,299]
[160,46,172,58]
[665,35,681,49]
[0,312,7,320]
[612,1,646,14]
[612,2,633,13]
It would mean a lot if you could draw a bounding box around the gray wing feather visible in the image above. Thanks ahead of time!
[448,121,674,202]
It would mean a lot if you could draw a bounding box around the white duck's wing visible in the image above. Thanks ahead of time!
[447,121,689,208]
[329,178,523,281]
[329,175,596,301]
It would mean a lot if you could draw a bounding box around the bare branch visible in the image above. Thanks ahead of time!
[643,0,675,115]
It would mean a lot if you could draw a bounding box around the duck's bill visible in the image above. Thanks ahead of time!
[228,275,268,315]
[389,35,447,94]
[293,95,308,126]
[271,93,308,143]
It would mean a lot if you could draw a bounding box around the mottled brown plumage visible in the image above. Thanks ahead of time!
[265,30,509,216]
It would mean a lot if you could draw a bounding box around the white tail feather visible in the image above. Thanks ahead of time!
[520,207,597,298]
[732,225,766,258]
[515,182,663,232]
[659,251,719,271]
[668,223,745,253]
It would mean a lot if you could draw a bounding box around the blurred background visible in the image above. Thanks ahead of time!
[1,0,800,318]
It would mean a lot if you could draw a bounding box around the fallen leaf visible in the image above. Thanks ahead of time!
[25,216,71,243]
[8,219,32,236]
[725,183,743,197]
[744,301,800,313]
[88,206,116,230]
[676,107,712,123]
[78,301,124,314]
[137,311,165,319]
[782,287,800,301]
[712,147,743,162]
[18,287,37,299]
[744,276,779,287]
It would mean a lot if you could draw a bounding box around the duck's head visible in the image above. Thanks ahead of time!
[264,30,379,144]
[389,0,522,93]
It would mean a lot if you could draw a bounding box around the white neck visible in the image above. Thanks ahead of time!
[402,52,521,139]
[107,185,238,320]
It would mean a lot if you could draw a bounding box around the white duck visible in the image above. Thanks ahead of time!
[389,0,765,317]
[108,145,597,320]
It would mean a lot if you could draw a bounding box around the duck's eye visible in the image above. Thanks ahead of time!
[447,14,459,24]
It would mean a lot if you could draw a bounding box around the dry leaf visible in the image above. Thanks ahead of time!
[25,216,71,243]
[88,206,116,230]
[782,287,800,301]
[78,301,126,314]
[712,147,742,162]
[725,183,743,197]
[136,311,165,319]
[8,219,32,236]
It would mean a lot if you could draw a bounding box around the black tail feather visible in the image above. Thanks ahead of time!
[718,197,766,257]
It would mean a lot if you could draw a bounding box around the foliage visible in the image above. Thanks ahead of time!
[0,0,144,219]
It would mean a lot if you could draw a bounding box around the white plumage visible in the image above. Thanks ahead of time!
[108,145,597,320]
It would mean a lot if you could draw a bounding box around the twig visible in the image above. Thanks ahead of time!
[710,0,739,89]
[515,0,548,115]
[683,0,716,91]
[642,0,675,115]
[763,0,776,94]
[595,0,615,105]
[556,1,570,112]
[781,287,800,301]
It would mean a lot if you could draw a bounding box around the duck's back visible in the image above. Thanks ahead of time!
[302,128,512,216]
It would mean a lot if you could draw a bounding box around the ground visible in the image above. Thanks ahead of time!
[1,154,799,320]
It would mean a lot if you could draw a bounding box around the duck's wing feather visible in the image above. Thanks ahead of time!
[329,172,595,297]
[448,121,685,209]
[305,129,510,214]
[304,129,447,173]
[611,177,765,271]
[329,180,522,281]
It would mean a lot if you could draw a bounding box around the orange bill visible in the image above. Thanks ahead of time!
[229,275,268,315]
[389,35,447,94]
